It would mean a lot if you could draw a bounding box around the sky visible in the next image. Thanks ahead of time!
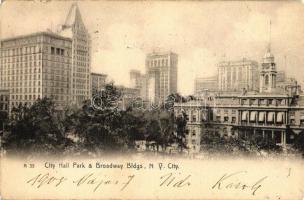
[1,1,304,95]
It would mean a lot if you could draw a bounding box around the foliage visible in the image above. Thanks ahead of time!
[200,132,282,156]
[4,98,71,155]
[293,132,304,156]
[1,88,192,156]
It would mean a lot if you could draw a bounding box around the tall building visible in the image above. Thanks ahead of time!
[0,32,72,110]
[130,70,142,89]
[59,3,91,106]
[218,59,259,92]
[91,72,107,95]
[194,76,218,95]
[146,51,178,104]
[129,69,147,99]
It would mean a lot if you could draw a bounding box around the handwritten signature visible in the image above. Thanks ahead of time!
[26,172,135,192]
[211,171,268,195]
[26,171,267,195]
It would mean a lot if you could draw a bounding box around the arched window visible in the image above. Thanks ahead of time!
[265,75,269,86]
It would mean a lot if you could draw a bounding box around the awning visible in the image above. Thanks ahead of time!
[242,111,248,121]
[258,112,265,122]
[276,112,284,123]
[250,112,257,122]
[267,112,275,122]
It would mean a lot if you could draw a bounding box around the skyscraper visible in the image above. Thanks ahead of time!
[0,32,72,110]
[145,51,178,104]
[129,69,147,99]
[59,3,91,106]
[218,59,259,92]
[91,72,107,95]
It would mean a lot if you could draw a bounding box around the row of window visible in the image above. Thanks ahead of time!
[51,47,65,56]
[1,54,42,63]
[1,45,41,57]
[241,98,286,106]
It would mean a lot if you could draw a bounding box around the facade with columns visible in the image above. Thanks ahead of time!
[173,93,304,153]
[174,47,304,153]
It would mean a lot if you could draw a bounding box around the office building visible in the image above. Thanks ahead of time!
[130,69,147,99]
[194,76,218,95]
[91,72,107,95]
[218,59,259,92]
[58,3,91,106]
[0,32,72,110]
[146,51,178,104]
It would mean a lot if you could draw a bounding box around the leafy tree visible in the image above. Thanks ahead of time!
[4,98,71,155]
[0,111,8,131]
[175,111,188,153]
[292,132,304,157]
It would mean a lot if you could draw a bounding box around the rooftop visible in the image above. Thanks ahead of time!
[91,72,107,77]
[1,31,72,43]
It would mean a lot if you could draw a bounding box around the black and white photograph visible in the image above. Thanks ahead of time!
[0,1,304,199]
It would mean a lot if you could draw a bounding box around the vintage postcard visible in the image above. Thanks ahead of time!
[0,0,304,199]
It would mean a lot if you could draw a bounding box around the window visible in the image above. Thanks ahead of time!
[232,117,236,123]
[192,130,196,137]
[192,115,197,122]
[224,116,229,122]
[268,99,273,105]
[51,47,55,54]
[265,75,269,86]
[216,116,221,122]
[300,117,304,126]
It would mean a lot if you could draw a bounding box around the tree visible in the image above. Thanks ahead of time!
[4,98,71,155]
[175,111,188,153]
[292,132,304,157]
[0,111,8,132]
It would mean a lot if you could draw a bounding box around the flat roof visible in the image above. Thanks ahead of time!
[146,51,178,57]
[91,72,107,77]
[1,31,72,43]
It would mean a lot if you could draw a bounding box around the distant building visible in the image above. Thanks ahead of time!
[146,51,178,104]
[117,86,141,110]
[277,77,301,95]
[58,3,91,106]
[194,76,218,95]
[276,71,286,83]
[218,59,259,92]
[0,32,72,111]
[91,72,107,95]
[129,69,147,100]
[174,47,304,153]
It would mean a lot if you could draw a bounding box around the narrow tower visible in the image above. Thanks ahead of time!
[259,21,277,93]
